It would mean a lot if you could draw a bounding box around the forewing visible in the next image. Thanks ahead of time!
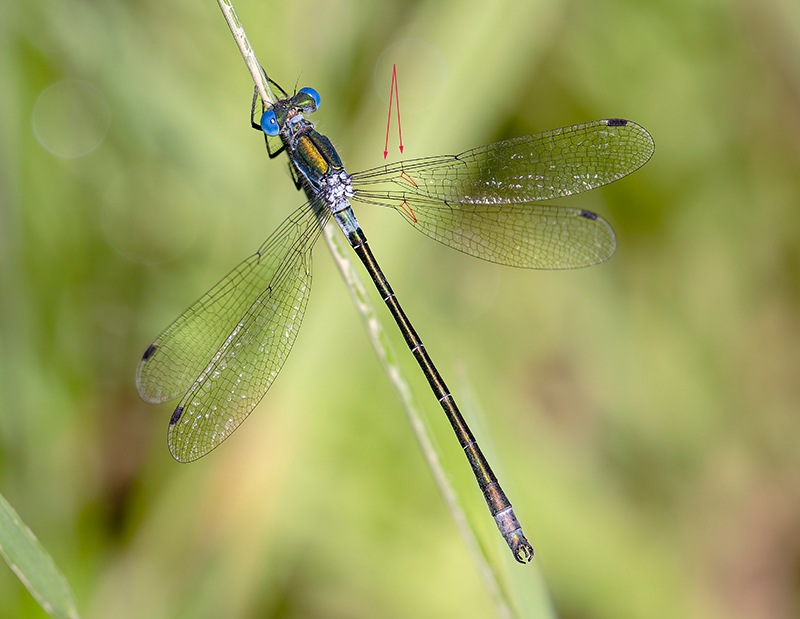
[352,119,654,204]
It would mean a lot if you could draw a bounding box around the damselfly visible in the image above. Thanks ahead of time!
[136,79,654,563]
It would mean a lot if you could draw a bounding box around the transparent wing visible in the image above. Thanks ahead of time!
[136,204,327,461]
[350,119,653,268]
[353,119,654,203]
[360,198,615,269]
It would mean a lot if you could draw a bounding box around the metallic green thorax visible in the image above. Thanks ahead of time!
[274,94,360,237]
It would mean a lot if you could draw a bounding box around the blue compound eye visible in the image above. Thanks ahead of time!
[298,87,321,111]
[260,109,280,136]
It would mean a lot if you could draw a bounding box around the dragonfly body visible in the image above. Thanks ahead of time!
[137,81,654,563]
[265,88,533,559]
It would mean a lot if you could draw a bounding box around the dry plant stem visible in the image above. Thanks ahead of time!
[216,0,277,106]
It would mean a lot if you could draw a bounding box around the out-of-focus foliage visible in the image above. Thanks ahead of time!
[1,0,799,618]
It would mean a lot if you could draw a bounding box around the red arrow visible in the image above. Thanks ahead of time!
[394,65,403,154]
[384,64,404,158]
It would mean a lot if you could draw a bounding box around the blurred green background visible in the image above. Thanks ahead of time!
[2,0,799,617]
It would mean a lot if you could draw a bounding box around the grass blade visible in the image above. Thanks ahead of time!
[0,493,80,619]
